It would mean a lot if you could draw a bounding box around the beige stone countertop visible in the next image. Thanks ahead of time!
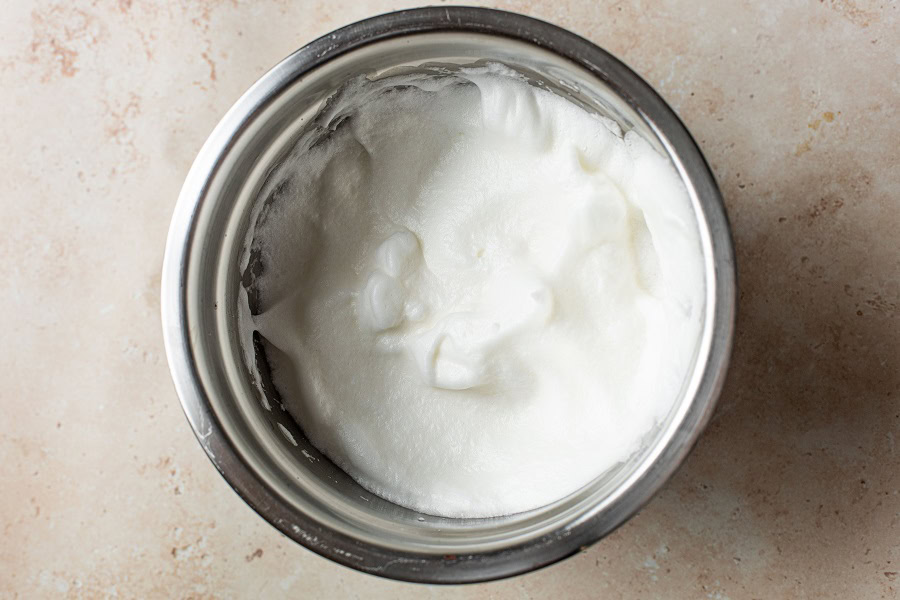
[2,1,898,598]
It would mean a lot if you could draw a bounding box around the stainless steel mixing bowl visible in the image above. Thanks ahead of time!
[161,7,736,583]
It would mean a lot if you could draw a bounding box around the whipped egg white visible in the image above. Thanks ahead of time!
[240,64,705,518]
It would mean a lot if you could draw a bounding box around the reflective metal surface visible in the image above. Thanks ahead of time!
[161,7,736,583]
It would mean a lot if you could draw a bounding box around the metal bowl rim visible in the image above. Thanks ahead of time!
[161,6,736,584]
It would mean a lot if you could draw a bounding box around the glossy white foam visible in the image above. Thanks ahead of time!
[243,64,705,518]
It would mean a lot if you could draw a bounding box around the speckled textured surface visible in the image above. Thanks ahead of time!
[1,1,898,598]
